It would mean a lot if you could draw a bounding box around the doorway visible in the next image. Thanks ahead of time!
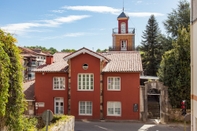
[147,88,160,119]
[148,94,160,119]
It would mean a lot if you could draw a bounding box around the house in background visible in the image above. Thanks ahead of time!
[23,80,35,115]
[33,11,143,120]
[19,47,49,81]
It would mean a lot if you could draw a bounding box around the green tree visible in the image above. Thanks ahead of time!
[25,45,48,52]
[139,15,162,76]
[48,47,58,54]
[25,46,58,54]
[157,34,173,53]
[96,48,108,53]
[0,30,26,130]
[96,49,101,52]
[163,0,190,38]
[158,27,190,108]
[61,49,76,52]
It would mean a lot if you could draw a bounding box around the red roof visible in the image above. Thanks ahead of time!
[102,51,143,72]
[33,48,143,73]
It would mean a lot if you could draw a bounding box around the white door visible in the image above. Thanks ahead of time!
[54,97,64,114]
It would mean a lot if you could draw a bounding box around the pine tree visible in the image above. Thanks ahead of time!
[139,15,162,76]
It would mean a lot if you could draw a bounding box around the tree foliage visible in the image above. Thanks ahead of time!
[61,49,76,53]
[158,0,190,108]
[163,0,190,38]
[96,48,108,53]
[158,27,190,108]
[0,29,26,130]
[25,46,58,54]
[139,15,162,76]
[157,34,173,53]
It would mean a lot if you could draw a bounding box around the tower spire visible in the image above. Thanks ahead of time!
[123,0,124,12]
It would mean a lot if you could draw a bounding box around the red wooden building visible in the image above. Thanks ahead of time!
[34,11,143,120]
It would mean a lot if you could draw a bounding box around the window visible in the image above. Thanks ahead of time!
[121,40,127,51]
[107,77,121,90]
[78,74,94,91]
[54,97,64,114]
[53,77,65,90]
[107,102,121,116]
[121,22,126,33]
[79,101,92,115]
[82,63,88,70]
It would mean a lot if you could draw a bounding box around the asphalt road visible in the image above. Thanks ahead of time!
[75,120,191,131]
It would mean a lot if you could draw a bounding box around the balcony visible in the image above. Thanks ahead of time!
[112,28,135,34]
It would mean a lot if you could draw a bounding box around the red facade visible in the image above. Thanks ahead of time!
[34,11,142,120]
[118,19,129,33]
[70,53,101,119]
[34,49,142,120]
[35,72,68,115]
[103,73,140,120]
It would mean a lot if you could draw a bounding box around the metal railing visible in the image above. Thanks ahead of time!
[112,28,135,34]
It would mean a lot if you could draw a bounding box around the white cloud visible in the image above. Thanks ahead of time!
[51,10,65,13]
[54,15,90,23]
[41,32,85,40]
[62,5,121,14]
[62,5,164,17]
[1,15,90,35]
[1,23,42,35]
[127,12,164,17]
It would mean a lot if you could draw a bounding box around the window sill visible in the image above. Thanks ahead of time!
[79,114,92,116]
[53,89,66,90]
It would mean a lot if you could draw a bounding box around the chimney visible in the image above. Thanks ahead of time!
[46,55,53,65]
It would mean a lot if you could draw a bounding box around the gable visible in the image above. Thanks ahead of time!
[63,47,109,62]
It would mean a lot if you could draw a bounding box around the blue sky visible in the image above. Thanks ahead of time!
[0,0,186,51]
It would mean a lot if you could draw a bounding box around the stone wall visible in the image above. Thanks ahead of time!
[50,116,75,131]
[168,108,191,122]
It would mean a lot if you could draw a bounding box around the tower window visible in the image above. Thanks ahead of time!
[121,40,127,51]
[121,22,126,33]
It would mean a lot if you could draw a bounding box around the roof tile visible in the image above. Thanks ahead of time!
[102,51,143,72]
[33,52,69,72]
[33,50,143,73]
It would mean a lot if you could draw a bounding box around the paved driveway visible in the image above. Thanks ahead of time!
[75,120,191,131]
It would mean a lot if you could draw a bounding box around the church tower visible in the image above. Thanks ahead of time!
[110,10,135,51]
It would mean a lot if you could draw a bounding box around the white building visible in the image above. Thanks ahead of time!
[191,0,197,130]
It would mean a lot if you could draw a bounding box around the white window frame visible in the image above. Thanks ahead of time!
[107,101,121,116]
[53,77,65,90]
[79,101,92,116]
[107,77,121,91]
[78,74,94,91]
[54,97,64,114]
